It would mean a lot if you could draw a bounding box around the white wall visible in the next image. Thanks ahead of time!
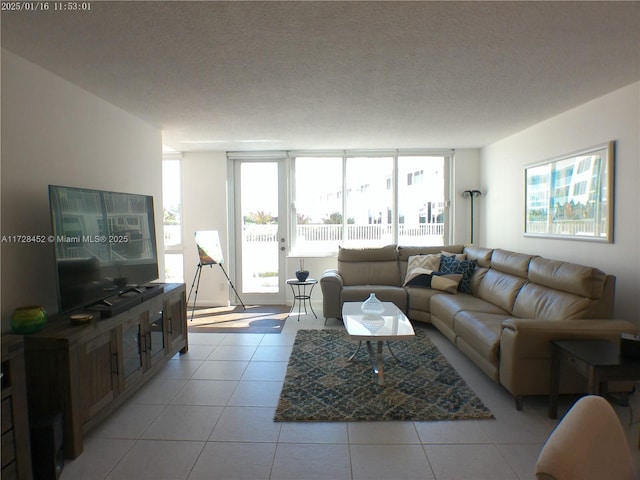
[481,82,640,325]
[1,50,163,331]
[181,151,230,306]
[453,149,482,246]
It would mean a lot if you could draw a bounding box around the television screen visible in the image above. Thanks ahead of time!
[49,185,159,313]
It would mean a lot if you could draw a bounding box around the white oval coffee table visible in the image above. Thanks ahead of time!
[342,301,415,385]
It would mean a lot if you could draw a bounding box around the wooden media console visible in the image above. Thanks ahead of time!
[24,283,188,459]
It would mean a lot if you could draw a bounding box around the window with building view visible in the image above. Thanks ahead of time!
[397,156,446,245]
[292,152,451,253]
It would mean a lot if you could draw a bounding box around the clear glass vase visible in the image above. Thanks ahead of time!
[361,293,384,315]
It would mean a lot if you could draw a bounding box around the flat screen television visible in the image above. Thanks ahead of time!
[49,185,159,314]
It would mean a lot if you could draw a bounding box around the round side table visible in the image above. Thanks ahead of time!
[286,278,318,320]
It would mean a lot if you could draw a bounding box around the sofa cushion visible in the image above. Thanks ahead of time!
[441,251,467,260]
[528,256,607,299]
[397,245,464,262]
[340,285,408,312]
[405,285,444,313]
[490,249,534,278]
[454,311,511,366]
[338,245,401,286]
[338,244,398,262]
[512,283,593,320]
[464,246,493,268]
[475,268,528,314]
[439,256,477,293]
[430,293,507,332]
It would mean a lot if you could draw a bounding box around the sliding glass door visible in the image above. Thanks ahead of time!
[231,158,287,304]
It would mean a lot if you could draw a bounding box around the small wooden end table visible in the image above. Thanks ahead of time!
[548,339,640,419]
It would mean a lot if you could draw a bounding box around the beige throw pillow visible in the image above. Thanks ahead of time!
[441,251,467,260]
[431,274,463,294]
[404,269,463,293]
[404,254,441,286]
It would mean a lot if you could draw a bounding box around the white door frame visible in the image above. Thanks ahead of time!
[228,155,288,305]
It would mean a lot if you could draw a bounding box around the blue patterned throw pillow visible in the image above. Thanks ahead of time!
[439,256,477,293]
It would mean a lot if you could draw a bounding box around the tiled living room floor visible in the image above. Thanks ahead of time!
[61,312,640,480]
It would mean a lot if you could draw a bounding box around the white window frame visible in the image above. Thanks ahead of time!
[162,152,184,282]
[287,149,454,255]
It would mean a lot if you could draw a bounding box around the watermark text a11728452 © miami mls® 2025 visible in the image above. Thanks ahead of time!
[1,234,129,244]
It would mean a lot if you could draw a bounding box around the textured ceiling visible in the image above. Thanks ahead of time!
[2,1,639,152]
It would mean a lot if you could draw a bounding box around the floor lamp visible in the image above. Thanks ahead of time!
[462,190,482,244]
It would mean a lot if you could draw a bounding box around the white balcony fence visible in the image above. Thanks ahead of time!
[242,223,445,247]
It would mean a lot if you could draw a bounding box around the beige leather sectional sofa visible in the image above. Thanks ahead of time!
[320,244,638,409]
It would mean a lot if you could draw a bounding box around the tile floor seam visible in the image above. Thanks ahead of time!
[224,376,244,408]
[137,403,172,441]
[184,441,208,480]
[419,443,438,480]
[266,441,279,480]
[489,442,521,480]
[347,443,355,480]
[103,439,137,480]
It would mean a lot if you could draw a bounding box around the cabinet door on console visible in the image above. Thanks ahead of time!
[146,308,166,369]
[79,329,120,423]
[120,314,145,389]
[120,298,167,380]
[164,290,187,353]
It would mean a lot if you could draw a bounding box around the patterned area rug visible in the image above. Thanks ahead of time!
[274,328,494,422]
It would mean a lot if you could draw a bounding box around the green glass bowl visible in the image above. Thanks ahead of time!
[11,305,47,334]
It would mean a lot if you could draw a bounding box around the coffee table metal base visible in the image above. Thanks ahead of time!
[348,340,400,386]
[342,301,415,387]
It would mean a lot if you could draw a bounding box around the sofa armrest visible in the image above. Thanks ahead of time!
[320,269,344,319]
[321,269,343,285]
[501,318,637,352]
[499,318,638,397]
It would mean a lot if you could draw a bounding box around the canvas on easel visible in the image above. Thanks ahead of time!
[188,230,245,318]
[195,230,224,265]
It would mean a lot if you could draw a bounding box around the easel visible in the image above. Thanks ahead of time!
[187,230,246,322]
[187,262,246,322]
